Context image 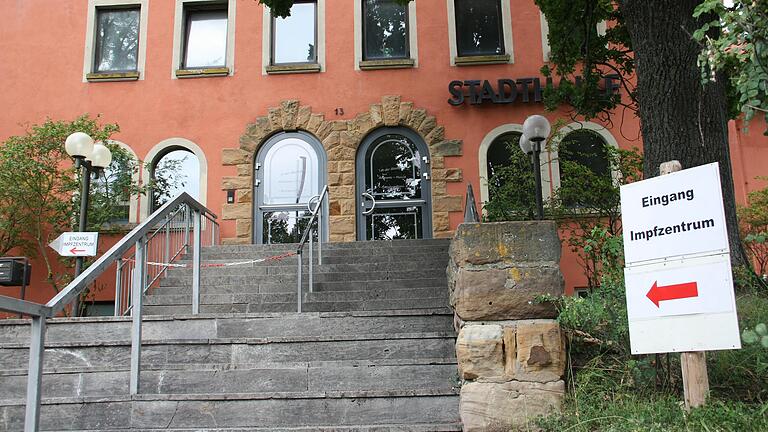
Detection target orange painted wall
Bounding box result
[0,0,765,307]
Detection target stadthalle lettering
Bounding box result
[447,74,620,106]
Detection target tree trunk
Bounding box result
[619,0,746,265]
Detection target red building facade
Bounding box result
[1,0,766,308]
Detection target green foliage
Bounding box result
[536,0,635,121]
[739,180,768,276]
[483,134,537,221]
[694,0,768,133]
[743,322,768,348]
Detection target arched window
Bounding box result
[552,123,618,209]
[479,124,552,220]
[140,138,208,220]
[91,140,140,225]
[151,148,200,211]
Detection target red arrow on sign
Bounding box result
[69,247,86,255]
[646,281,699,307]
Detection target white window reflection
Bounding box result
[263,137,320,205]
[95,8,140,72]
[273,2,317,64]
[152,149,200,210]
[183,9,228,68]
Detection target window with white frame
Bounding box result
[540,11,607,62]
[264,1,325,74]
[140,138,208,221]
[173,0,236,78]
[447,0,513,66]
[551,123,618,210]
[83,0,148,81]
[355,0,418,69]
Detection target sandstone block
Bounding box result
[295,105,312,129]
[433,195,463,212]
[329,216,355,235]
[425,125,445,145]
[445,168,462,182]
[370,104,384,126]
[514,321,565,382]
[221,176,251,190]
[399,102,413,124]
[382,95,401,126]
[340,199,356,215]
[340,131,361,148]
[456,325,504,380]
[451,266,562,321]
[417,115,437,136]
[222,203,251,220]
[323,131,341,149]
[222,237,251,245]
[450,221,562,266]
[328,173,342,186]
[352,113,374,133]
[408,109,427,130]
[328,146,356,161]
[433,211,450,231]
[306,113,324,133]
[329,200,341,216]
[431,156,445,169]
[460,381,564,432]
[236,219,251,238]
[236,164,251,176]
[503,327,517,378]
[338,161,354,173]
[433,140,462,157]
[222,149,250,166]
[267,107,282,131]
[280,100,299,130]
[236,189,251,204]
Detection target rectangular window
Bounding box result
[182,4,228,69]
[272,1,317,64]
[93,7,141,73]
[362,0,409,60]
[454,0,504,57]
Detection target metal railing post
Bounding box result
[129,236,146,395]
[192,210,202,315]
[164,217,171,274]
[309,228,314,293]
[24,316,46,432]
[297,251,302,313]
[210,218,216,246]
[318,203,323,265]
[114,261,123,316]
[184,205,191,253]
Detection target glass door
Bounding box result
[253,132,327,244]
[356,128,432,240]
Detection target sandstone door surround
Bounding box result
[220,96,465,244]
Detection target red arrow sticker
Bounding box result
[69,247,86,255]
[646,281,699,307]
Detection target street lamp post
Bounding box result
[65,132,112,316]
[520,115,552,220]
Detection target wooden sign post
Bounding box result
[660,160,710,410]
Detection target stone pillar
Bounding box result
[448,221,566,431]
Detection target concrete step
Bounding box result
[145,288,448,306]
[200,238,451,253]
[0,389,460,431]
[159,269,447,287]
[178,252,451,266]
[152,277,448,296]
[0,310,454,346]
[142,297,450,315]
[197,244,450,260]
[0,361,459,402]
[166,260,448,277]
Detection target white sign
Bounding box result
[49,232,99,257]
[620,162,729,265]
[625,254,735,320]
[620,163,740,354]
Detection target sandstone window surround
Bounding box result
[140,138,209,221]
[446,0,514,66]
[83,0,148,82]
[262,0,325,75]
[172,0,236,79]
[354,0,419,71]
[220,97,465,245]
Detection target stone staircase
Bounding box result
[0,239,461,431]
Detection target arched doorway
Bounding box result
[356,127,432,240]
[253,131,328,244]
[150,148,200,212]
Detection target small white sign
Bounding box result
[49,232,99,257]
[625,254,736,321]
[620,162,729,265]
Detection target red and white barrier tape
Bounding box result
[122,251,297,269]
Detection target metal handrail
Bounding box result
[296,185,329,313]
[0,192,218,432]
